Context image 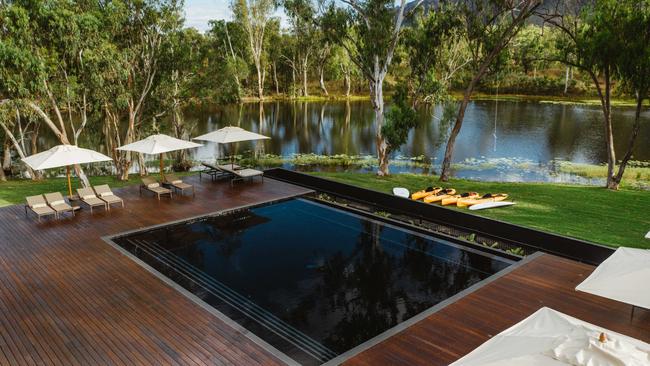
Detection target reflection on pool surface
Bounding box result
[113,198,512,365]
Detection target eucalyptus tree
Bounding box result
[613,1,650,189]
[542,0,649,189]
[0,0,113,186]
[231,0,276,100]
[265,19,283,95]
[206,19,249,100]
[101,0,182,180]
[381,85,418,156]
[401,5,463,107]
[156,27,206,166]
[439,0,542,182]
[320,0,425,176]
[284,0,318,97]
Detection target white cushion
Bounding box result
[99,191,113,197]
[147,183,159,189]
[172,180,182,184]
[50,200,65,206]
[83,194,96,200]
[32,203,47,209]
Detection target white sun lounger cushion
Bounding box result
[50,200,65,206]
[31,203,47,209]
[147,183,159,189]
[172,180,183,184]
[236,169,262,177]
[99,192,113,197]
[83,194,96,200]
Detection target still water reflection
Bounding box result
[43,99,648,182]
[182,100,649,165]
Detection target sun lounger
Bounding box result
[43,192,75,218]
[25,195,57,221]
[220,166,264,186]
[140,177,173,200]
[200,162,242,182]
[93,184,124,210]
[76,187,108,213]
[163,173,195,197]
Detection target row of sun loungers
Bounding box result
[25,185,123,221]
[26,166,262,221]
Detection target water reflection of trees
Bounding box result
[288,221,488,352]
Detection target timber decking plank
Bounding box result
[344,253,650,366]
[0,176,310,365]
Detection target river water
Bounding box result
[41,99,650,183]
[180,100,649,183]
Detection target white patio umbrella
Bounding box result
[117,134,202,180]
[22,144,113,197]
[193,126,270,165]
[450,307,650,366]
[576,247,650,314]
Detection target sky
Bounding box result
[184,0,287,32]
[184,0,229,32]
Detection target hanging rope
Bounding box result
[493,73,499,152]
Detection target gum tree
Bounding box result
[320,0,424,176]
[542,0,650,189]
[439,0,541,182]
[232,0,276,100]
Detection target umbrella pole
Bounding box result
[159,153,165,181]
[66,165,72,197]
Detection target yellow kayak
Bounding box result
[441,192,479,206]
[411,186,442,200]
[457,193,509,208]
[423,188,457,203]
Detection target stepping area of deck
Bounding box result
[0,174,647,365]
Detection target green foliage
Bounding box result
[400,5,462,103]
[381,86,417,154]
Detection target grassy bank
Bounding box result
[309,172,650,249]
[467,92,650,108]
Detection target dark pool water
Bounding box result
[113,198,511,365]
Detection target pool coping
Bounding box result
[320,251,545,366]
[101,193,311,366]
[101,191,538,366]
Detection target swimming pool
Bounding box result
[111,198,512,365]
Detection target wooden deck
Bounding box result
[0,174,648,365]
[0,175,311,365]
[344,253,650,366]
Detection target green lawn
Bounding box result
[0,172,194,207]
[309,172,650,249]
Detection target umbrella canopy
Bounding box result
[22,144,112,197]
[117,134,202,179]
[576,247,650,310]
[117,134,202,155]
[193,126,270,144]
[23,144,112,170]
[193,126,269,165]
[450,307,650,365]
